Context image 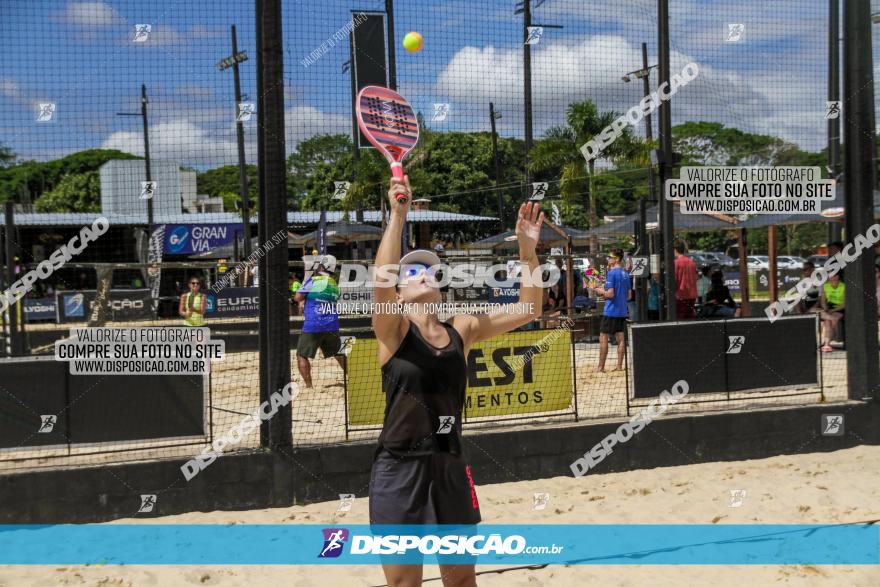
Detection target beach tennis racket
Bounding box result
[355,85,419,203]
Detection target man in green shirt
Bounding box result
[294,260,344,388]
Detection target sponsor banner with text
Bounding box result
[206,286,259,318]
[346,329,573,426]
[162,223,241,255]
[55,289,152,323]
[24,297,57,322]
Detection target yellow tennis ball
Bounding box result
[403,32,423,53]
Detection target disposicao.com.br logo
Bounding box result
[318,527,562,559]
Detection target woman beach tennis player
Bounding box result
[370,176,544,587]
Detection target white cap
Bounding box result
[400,249,441,268]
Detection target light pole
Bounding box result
[515,0,561,199]
[116,85,154,231]
[117,84,157,317]
[623,43,659,323]
[217,25,252,261]
[622,42,659,200]
[657,0,676,321]
[489,102,504,230]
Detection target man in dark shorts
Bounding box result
[593,248,631,373]
[294,257,345,388]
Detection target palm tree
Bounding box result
[529,100,643,252]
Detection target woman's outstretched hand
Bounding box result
[515,201,544,254]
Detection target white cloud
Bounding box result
[60,1,124,27]
[101,120,240,167]
[285,106,350,146]
[433,33,824,150]
[0,79,21,99]
[96,106,350,169]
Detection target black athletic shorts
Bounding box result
[369,448,481,525]
[296,331,341,359]
[600,315,627,334]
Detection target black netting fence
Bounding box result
[0,1,870,471]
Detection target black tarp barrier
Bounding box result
[0,357,205,449]
[630,316,817,399]
[0,358,69,449]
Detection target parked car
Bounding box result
[571,258,591,273]
[747,255,770,270]
[704,253,739,271]
[777,255,806,269]
[690,251,718,265]
[699,251,738,270]
[806,255,828,267]
[686,253,713,271]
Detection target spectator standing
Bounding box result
[555,258,567,303]
[647,273,660,320]
[674,242,697,319]
[623,254,637,319]
[696,265,712,304]
[179,276,207,326]
[250,263,259,287]
[592,248,631,372]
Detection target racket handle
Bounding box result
[391,164,407,202]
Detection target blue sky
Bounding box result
[0,0,875,169]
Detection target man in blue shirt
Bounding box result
[593,248,631,373]
[294,257,345,388]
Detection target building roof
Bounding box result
[585,204,739,236]
[12,209,498,227]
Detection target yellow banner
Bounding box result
[346,328,573,426]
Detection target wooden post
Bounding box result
[768,225,778,303]
[737,228,750,316]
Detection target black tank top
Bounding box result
[378,321,467,457]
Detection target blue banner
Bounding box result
[0,524,876,565]
[205,286,258,317]
[23,296,56,321]
[163,224,241,255]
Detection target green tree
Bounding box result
[196,164,258,211]
[673,121,802,166]
[34,171,101,212]
[287,134,355,210]
[528,100,643,250]
[284,131,525,242]
[0,144,14,168]
[0,148,137,205]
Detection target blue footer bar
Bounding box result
[1,524,877,565]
